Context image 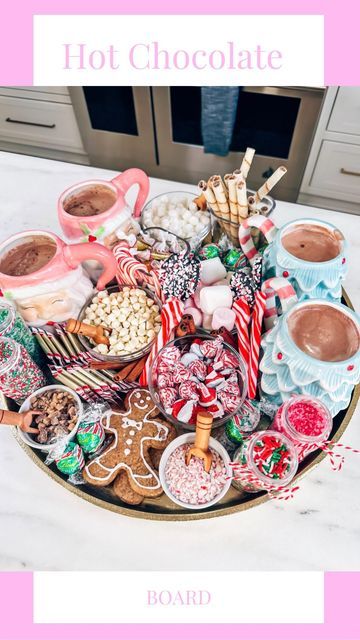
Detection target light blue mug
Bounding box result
[239,215,347,302]
[259,277,360,417]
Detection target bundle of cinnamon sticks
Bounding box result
[198,147,287,244]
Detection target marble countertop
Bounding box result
[0,151,359,572]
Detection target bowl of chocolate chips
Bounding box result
[18,385,83,452]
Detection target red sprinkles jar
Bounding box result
[0,337,46,404]
[272,395,332,462]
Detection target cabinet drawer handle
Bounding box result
[340,167,360,178]
[5,117,56,129]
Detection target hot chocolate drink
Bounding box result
[282,224,342,262]
[64,185,116,217]
[287,304,359,362]
[0,236,57,277]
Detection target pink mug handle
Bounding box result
[111,168,150,219]
[64,242,117,291]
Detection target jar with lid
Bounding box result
[272,395,332,462]
[0,337,46,403]
[232,430,298,493]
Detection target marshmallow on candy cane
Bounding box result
[139,297,184,386]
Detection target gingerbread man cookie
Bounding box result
[83,389,176,500]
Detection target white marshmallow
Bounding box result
[199,285,233,315]
[200,257,227,285]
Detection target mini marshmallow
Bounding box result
[212,307,236,332]
[146,194,210,240]
[199,285,233,315]
[185,307,203,327]
[200,257,227,285]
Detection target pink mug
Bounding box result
[58,168,149,247]
[0,230,117,326]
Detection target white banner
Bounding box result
[33,571,324,623]
[33,15,324,85]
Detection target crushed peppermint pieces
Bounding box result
[164,443,228,505]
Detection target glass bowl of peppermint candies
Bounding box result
[149,333,247,431]
[141,191,211,250]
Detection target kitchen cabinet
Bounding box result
[299,87,360,214]
[0,86,89,165]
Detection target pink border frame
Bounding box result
[0,0,359,85]
[0,573,359,639]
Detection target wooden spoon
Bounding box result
[66,318,110,346]
[185,411,213,473]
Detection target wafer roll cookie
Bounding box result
[198,180,219,214]
[212,179,230,222]
[236,178,249,220]
[240,147,255,179]
[256,166,287,202]
[225,175,240,242]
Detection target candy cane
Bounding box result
[248,290,266,399]
[238,214,277,264]
[261,277,298,330]
[113,242,149,286]
[150,268,165,304]
[233,298,251,371]
[139,297,184,385]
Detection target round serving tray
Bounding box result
[9,290,360,521]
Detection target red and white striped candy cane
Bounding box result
[139,297,184,385]
[261,276,298,330]
[248,290,266,399]
[113,242,149,286]
[238,214,277,264]
[232,298,251,372]
[150,267,165,304]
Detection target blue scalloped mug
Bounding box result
[263,218,347,302]
[259,278,360,417]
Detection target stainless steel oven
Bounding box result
[151,86,325,201]
[71,86,325,202]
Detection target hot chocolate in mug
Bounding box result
[58,168,150,248]
[259,277,360,417]
[239,214,347,302]
[0,231,117,326]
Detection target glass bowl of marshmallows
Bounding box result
[141,191,211,249]
[78,285,162,363]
